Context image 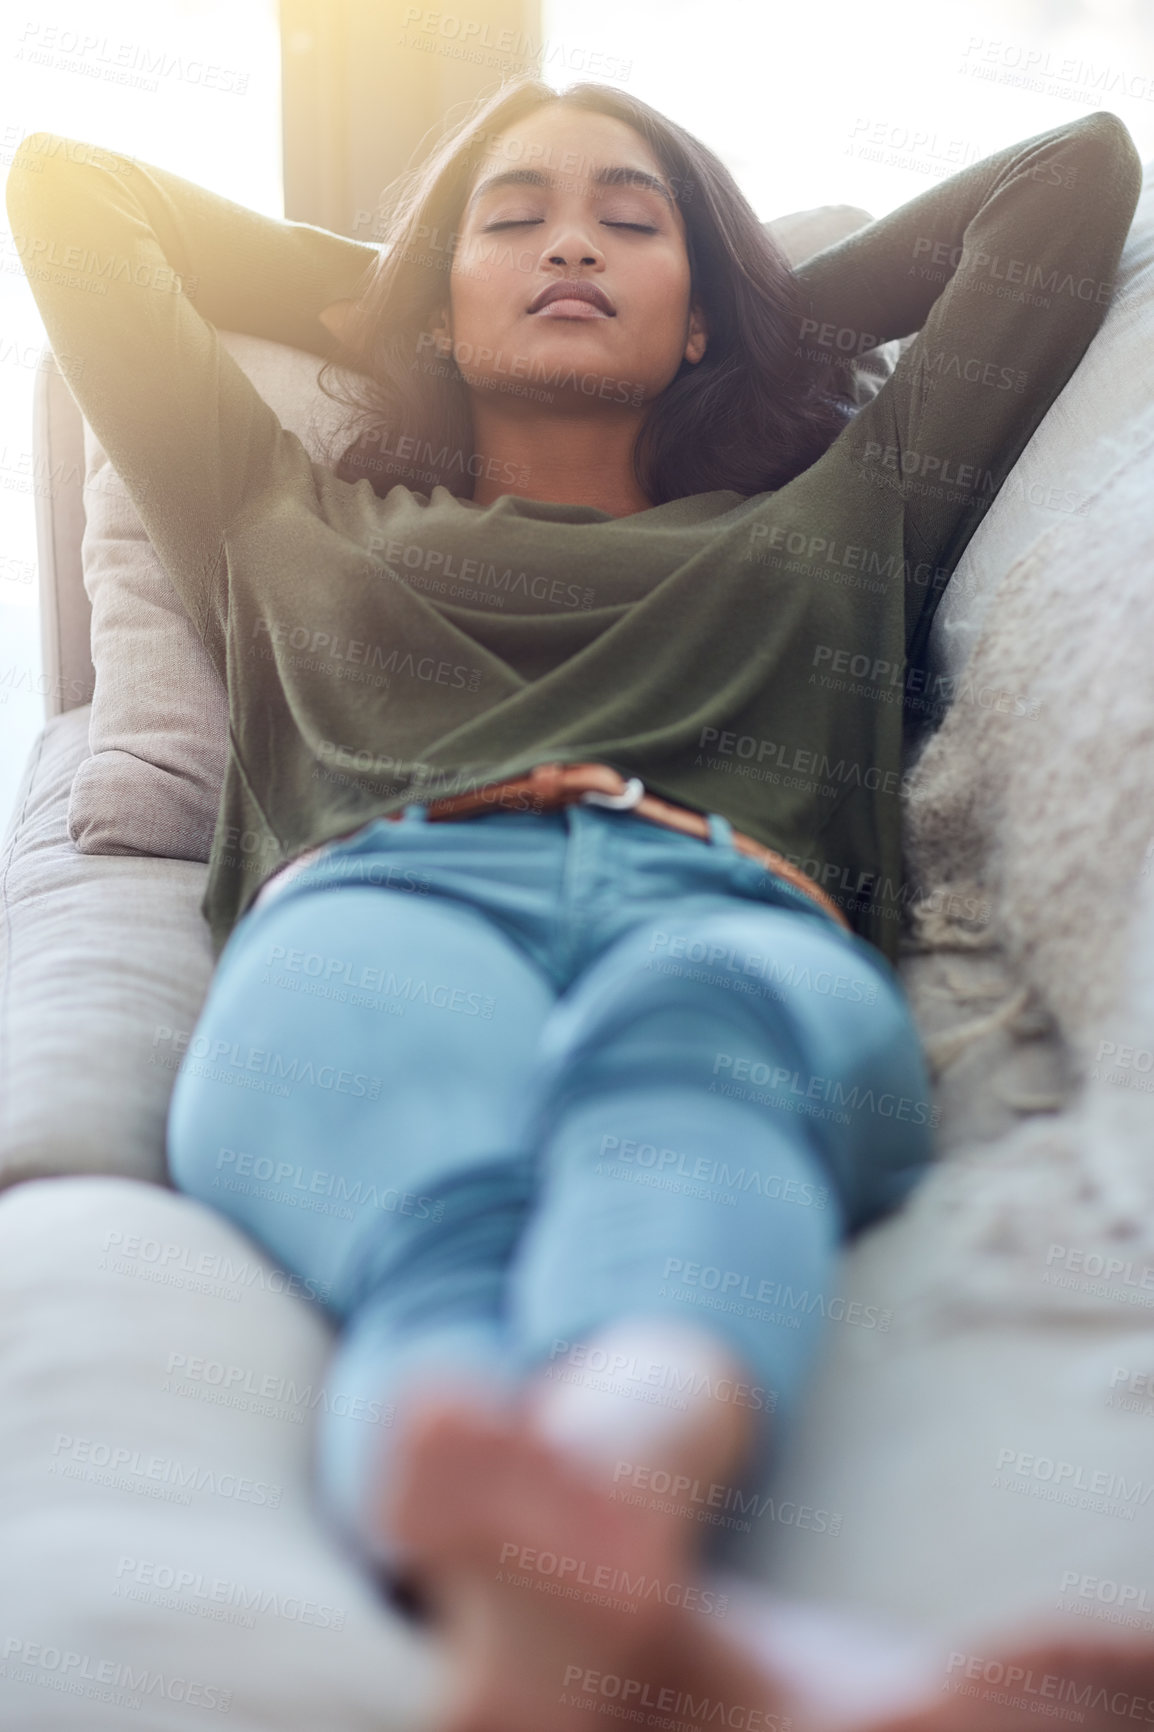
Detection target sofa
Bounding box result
[3,165,1154,1728]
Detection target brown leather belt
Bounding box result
[387,761,852,933]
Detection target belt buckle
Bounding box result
[579,775,646,811]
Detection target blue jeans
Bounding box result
[167,802,935,1568]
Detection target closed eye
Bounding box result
[482,219,658,233]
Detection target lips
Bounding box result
[528,279,616,316]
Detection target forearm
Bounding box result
[794,112,1142,348]
[819,111,1142,668]
[5,131,383,653]
[7,131,380,359]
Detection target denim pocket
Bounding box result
[724,850,852,936]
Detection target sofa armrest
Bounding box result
[0,709,213,1190]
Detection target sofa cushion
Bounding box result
[747,1158,1154,1642]
[68,206,900,865]
[0,1175,436,1729]
[0,706,212,1191]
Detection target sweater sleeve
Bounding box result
[794,111,1143,661]
[5,132,379,666]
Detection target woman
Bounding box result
[8,80,1144,1732]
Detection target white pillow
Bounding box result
[70,207,899,863]
[73,425,230,861]
[70,330,368,860]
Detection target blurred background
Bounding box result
[2,0,1152,831]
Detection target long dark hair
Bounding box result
[316,78,856,504]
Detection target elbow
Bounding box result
[9,129,64,180]
[1080,108,1139,158]
[1037,112,1144,254]
[8,130,107,191]
[5,132,67,224]
[15,129,60,158]
[1072,110,1143,205]
[5,132,111,239]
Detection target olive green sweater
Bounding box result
[6,115,1142,963]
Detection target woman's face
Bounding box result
[434,105,707,410]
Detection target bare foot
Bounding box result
[379,1389,802,1732]
[848,1626,1154,1732]
[521,1319,763,1566]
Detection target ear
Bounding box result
[684,299,708,365]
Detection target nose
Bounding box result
[538,221,605,271]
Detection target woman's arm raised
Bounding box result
[794,111,1143,661]
[5,133,379,666]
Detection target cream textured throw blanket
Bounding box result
[897,401,1154,1321]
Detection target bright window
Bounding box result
[539,0,1154,217]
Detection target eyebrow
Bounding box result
[465,164,675,214]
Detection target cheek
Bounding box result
[637,278,694,364]
[634,255,691,327]
[450,267,521,338]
